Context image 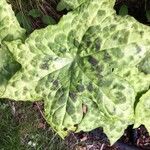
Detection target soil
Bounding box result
[65,126,150,150]
[2,100,150,150]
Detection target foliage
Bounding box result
[0,0,150,144]
[57,0,86,10]
[119,4,128,16]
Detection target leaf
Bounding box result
[0,45,21,96]
[138,52,150,74]
[119,4,128,16]
[57,0,115,10]
[134,54,150,130]
[0,0,25,96]
[0,0,25,43]
[134,90,150,132]
[42,15,56,25]
[57,0,84,10]
[57,1,68,11]
[1,0,150,144]
[28,9,42,18]
[2,0,150,144]
[16,12,32,33]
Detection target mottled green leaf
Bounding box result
[0,0,25,96]
[57,0,86,10]
[0,0,25,43]
[1,0,150,145]
[58,0,115,10]
[134,90,150,132]
[0,45,21,96]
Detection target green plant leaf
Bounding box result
[134,90,150,131]
[0,0,25,43]
[119,4,128,16]
[1,0,150,145]
[0,0,25,96]
[28,9,42,18]
[2,0,150,144]
[57,0,84,10]
[16,12,32,33]
[0,45,21,96]
[57,1,68,11]
[42,15,56,25]
[58,0,115,10]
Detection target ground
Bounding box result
[0,100,66,150]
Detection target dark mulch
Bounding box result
[65,126,150,150]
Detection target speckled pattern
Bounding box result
[0,0,25,44]
[135,91,150,133]
[0,0,25,96]
[58,0,87,10]
[0,0,150,144]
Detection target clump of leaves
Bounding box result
[0,0,150,145]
